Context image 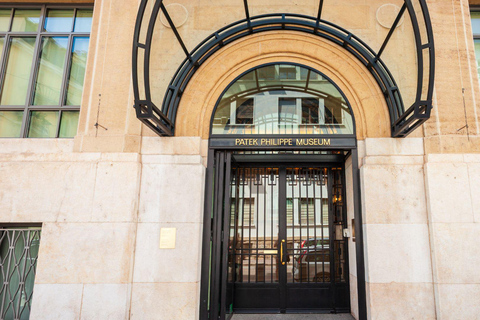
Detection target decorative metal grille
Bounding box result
[0,228,41,320]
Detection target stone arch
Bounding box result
[174,31,390,139]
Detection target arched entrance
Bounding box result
[200,63,365,319]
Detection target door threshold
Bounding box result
[231,314,355,320]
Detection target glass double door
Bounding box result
[228,165,349,313]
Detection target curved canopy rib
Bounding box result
[132,0,434,138]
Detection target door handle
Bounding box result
[280,239,286,265]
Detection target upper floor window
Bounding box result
[471,9,480,81]
[212,63,354,135]
[0,6,92,138]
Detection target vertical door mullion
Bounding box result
[247,169,251,283]
[219,152,232,320]
[313,168,318,283]
[341,163,350,301]
[255,168,259,283]
[199,149,215,320]
[278,166,287,312]
[327,168,336,310]
[210,151,225,320]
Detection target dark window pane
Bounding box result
[0,37,36,105]
[33,37,69,105]
[0,9,11,31]
[0,111,23,137]
[258,65,276,81]
[11,9,40,32]
[44,9,74,32]
[325,101,342,124]
[300,67,309,80]
[59,111,79,138]
[74,9,93,32]
[27,111,59,138]
[279,66,296,80]
[236,98,254,124]
[65,37,90,105]
[472,12,480,35]
[302,98,319,124]
[475,39,480,79]
[278,98,297,124]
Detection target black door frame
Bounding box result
[199,144,367,320]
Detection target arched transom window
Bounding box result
[212,63,354,135]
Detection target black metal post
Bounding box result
[211,151,226,320]
[200,149,215,320]
[375,3,407,62]
[243,0,252,33]
[351,148,367,320]
[315,0,324,32]
[219,153,232,320]
[159,2,192,60]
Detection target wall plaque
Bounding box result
[159,227,176,249]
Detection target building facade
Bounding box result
[0,0,479,319]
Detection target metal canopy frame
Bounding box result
[132,0,435,138]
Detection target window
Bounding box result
[0,6,93,138]
[235,98,254,125]
[231,198,255,226]
[279,65,296,80]
[471,10,480,80]
[278,98,298,124]
[286,198,329,226]
[301,98,319,124]
[325,100,342,125]
[212,63,353,135]
[0,227,42,319]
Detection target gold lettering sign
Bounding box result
[234,138,331,146]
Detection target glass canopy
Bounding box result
[212,64,354,135]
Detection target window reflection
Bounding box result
[212,64,353,135]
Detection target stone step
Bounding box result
[231,314,355,320]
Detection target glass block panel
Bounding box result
[0,9,11,32]
[44,9,74,32]
[74,9,93,32]
[59,111,79,138]
[11,9,40,32]
[0,111,23,137]
[33,37,69,105]
[65,37,90,105]
[27,111,58,138]
[472,12,480,35]
[0,37,36,105]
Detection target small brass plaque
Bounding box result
[159,228,176,249]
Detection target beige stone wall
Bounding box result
[0,137,206,319]
[360,138,436,320]
[1,0,480,319]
